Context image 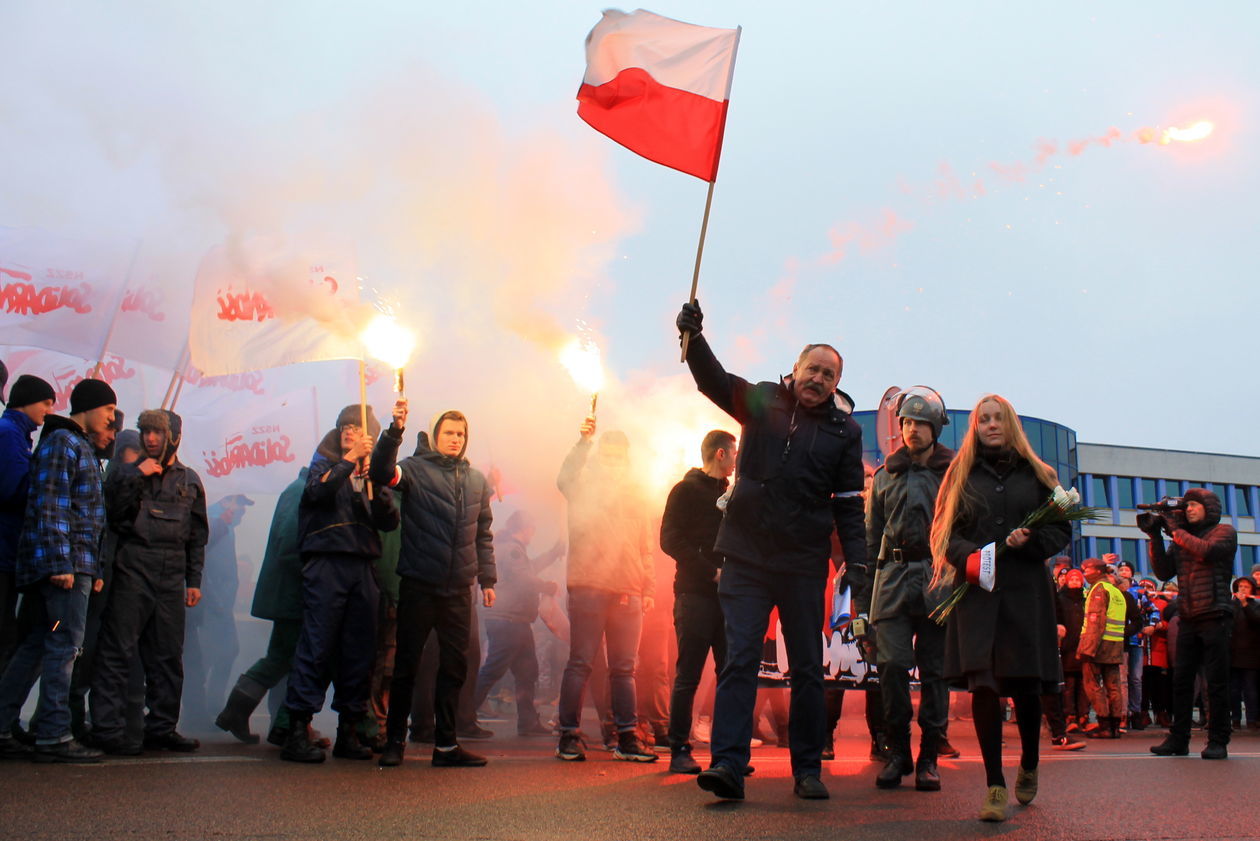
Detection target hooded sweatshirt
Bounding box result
[369,410,495,595]
[1149,488,1236,621]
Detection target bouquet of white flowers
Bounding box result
[929,485,1107,625]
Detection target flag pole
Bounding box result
[680,178,717,363]
[160,344,190,410]
[168,355,189,412]
[91,239,144,378]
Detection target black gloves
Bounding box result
[1160,508,1186,535]
[1136,512,1162,535]
[676,299,703,338]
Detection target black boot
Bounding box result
[215,685,262,744]
[333,715,373,760]
[915,732,941,791]
[876,752,913,788]
[281,712,326,763]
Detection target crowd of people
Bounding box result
[2,302,1258,824]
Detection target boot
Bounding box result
[332,715,373,760]
[280,712,326,763]
[915,733,941,791]
[215,684,262,745]
[875,752,913,789]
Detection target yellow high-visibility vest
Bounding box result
[1082,580,1127,642]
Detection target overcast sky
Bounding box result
[3,1,1256,457]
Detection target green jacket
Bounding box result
[250,470,306,621]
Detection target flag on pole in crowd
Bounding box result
[577,9,741,182]
[0,226,132,360]
[187,238,364,377]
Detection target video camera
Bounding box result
[1135,496,1184,535]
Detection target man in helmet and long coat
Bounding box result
[862,388,954,792]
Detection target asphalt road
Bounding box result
[3,715,1257,841]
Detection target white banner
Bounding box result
[182,387,320,496]
[187,238,364,376]
[0,227,132,361]
[0,346,148,415]
[106,247,196,370]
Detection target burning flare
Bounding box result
[1137,120,1215,145]
[560,336,605,395]
[361,313,417,392]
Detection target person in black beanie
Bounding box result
[660,429,737,774]
[0,378,115,762]
[0,374,58,676]
[1142,487,1237,759]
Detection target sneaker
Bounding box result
[33,739,103,764]
[556,732,586,761]
[669,747,701,774]
[1014,765,1038,805]
[457,723,494,741]
[1051,735,1086,751]
[613,731,658,762]
[979,785,1008,822]
[143,731,200,752]
[432,745,488,767]
[697,764,744,800]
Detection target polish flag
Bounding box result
[577,9,740,182]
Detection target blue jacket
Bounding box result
[0,408,38,573]
[16,414,106,586]
[299,447,399,561]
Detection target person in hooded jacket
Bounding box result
[280,405,399,763]
[1055,567,1090,736]
[0,374,56,674]
[88,409,208,754]
[1228,576,1260,730]
[371,399,495,768]
[1140,487,1237,759]
[865,387,955,792]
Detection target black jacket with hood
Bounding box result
[299,429,398,562]
[369,412,495,596]
[1149,488,1236,622]
[660,467,728,596]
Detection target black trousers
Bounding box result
[388,580,472,748]
[874,611,947,756]
[668,592,725,750]
[1170,613,1232,744]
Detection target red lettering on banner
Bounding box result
[183,368,266,395]
[121,287,167,322]
[48,355,137,409]
[202,434,295,478]
[215,289,275,322]
[1,267,94,316]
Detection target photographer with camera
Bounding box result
[1138,489,1236,759]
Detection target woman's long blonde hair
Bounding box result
[928,394,1059,589]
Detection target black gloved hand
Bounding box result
[1136,512,1161,535]
[676,299,703,338]
[1160,508,1186,535]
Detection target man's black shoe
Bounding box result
[1201,741,1228,760]
[821,739,835,760]
[332,726,373,760]
[697,764,744,800]
[1150,737,1190,756]
[870,732,891,761]
[914,758,941,791]
[794,774,830,800]
[669,747,701,774]
[0,734,33,759]
[82,732,142,756]
[875,754,913,789]
[143,731,200,752]
[457,723,494,741]
[432,745,488,767]
[378,741,404,767]
[556,732,586,761]
[937,734,961,758]
[613,731,658,762]
[33,739,103,764]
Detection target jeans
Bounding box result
[1230,667,1258,726]
[474,618,540,728]
[668,592,725,750]
[0,575,92,744]
[1126,645,1144,714]
[557,586,642,734]
[1170,613,1232,744]
[711,560,825,779]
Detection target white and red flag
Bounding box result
[0,226,132,361]
[187,237,364,377]
[577,9,740,182]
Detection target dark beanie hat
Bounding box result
[335,404,381,439]
[1182,487,1222,526]
[7,374,56,409]
[69,378,118,415]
